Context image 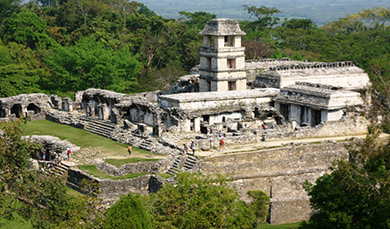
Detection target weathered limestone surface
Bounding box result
[197,141,349,224]
[262,115,368,140]
[256,62,370,90]
[67,168,164,203]
[274,83,364,110]
[199,18,246,36]
[0,93,51,120]
[245,58,306,83]
[159,89,279,110]
[97,159,173,176]
[24,135,80,156]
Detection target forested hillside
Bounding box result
[136,0,390,25]
[1,1,390,227]
[0,1,389,109]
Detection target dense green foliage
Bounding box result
[248,190,271,224]
[103,193,152,229]
[148,172,257,228]
[0,119,103,227]
[0,1,389,101]
[303,132,390,228]
[0,0,205,96]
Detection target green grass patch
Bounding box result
[157,173,174,179]
[65,186,85,198]
[259,222,302,229]
[78,164,149,180]
[22,120,149,156]
[104,158,159,167]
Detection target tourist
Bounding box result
[262,123,268,130]
[186,142,191,154]
[219,139,225,151]
[219,130,223,138]
[42,154,46,161]
[67,149,71,160]
[191,141,195,155]
[128,145,132,156]
[183,143,188,154]
[150,148,154,157]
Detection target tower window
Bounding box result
[228,81,237,91]
[207,57,211,69]
[224,36,234,47]
[227,59,235,69]
[210,36,215,47]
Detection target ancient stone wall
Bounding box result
[96,159,172,176]
[0,93,52,120]
[256,62,370,90]
[196,141,349,224]
[67,168,164,203]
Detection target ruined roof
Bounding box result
[199,18,246,36]
[0,93,50,108]
[257,62,371,90]
[159,88,279,103]
[273,83,364,110]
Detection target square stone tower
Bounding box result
[199,18,247,92]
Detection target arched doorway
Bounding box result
[27,103,41,114]
[10,104,23,118]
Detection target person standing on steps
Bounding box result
[191,141,195,156]
[67,149,71,161]
[128,145,132,156]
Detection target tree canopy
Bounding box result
[0,119,103,227]
[148,172,256,228]
[303,133,390,228]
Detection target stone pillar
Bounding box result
[194,117,201,132]
[62,97,73,112]
[50,95,62,109]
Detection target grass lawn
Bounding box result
[65,186,85,198]
[78,164,149,180]
[104,158,160,167]
[22,120,150,157]
[157,173,174,179]
[259,222,302,229]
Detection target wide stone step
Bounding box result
[85,128,112,138]
[80,117,117,128]
[85,124,115,132]
[166,169,178,175]
[186,157,197,163]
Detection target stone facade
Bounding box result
[0,93,51,120]
[197,141,349,224]
[199,18,247,92]
[255,61,370,90]
[67,168,164,203]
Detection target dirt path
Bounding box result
[196,134,388,157]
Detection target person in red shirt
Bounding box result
[67,149,71,160]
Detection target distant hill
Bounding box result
[136,0,390,25]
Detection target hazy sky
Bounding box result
[136,0,390,25]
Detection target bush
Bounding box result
[102,193,152,229]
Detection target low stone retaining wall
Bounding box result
[67,168,164,203]
[96,158,173,176]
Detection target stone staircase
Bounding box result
[166,154,198,176]
[183,155,198,171]
[48,162,70,176]
[166,155,182,175]
[80,117,117,138]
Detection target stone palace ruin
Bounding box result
[0,18,371,224]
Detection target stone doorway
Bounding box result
[10,104,22,118]
[27,103,41,114]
